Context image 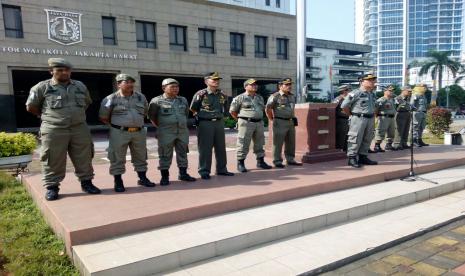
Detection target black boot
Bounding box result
[137,171,156,187]
[402,143,410,149]
[237,159,248,173]
[348,156,361,168]
[393,144,403,150]
[373,143,385,153]
[385,143,396,151]
[359,155,378,165]
[413,138,422,147]
[160,169,170,186]
[179,167,196,182]
[419,139,429,146]
[114,175,125,192]
[45,186,60,201]
[81,180,101,194]
[287,160,303,166]
[257,157,272,170]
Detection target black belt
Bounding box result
[238,117,262,122]
[351,113,373,118]
[337,116,349,119]
[274,116,293,121]
[111,124,142,132]
[397,110,409,113]
[198,117,223,121]
[377,114,395,118]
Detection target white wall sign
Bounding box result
[45,9,82,46]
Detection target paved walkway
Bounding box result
[322,219,465,276]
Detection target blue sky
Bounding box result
[290,0,355,43]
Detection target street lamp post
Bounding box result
[446,86,450,109]
[296,0,307,103]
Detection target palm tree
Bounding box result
[419,50,464,105]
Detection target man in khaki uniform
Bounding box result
[373,85,397,152]
[229,79,272,173]
[190,72,234,179]
[393,86,413,150]
[265,78,302,168]
[26,58,101,201]
[148,78,196,185]
[341,73,378,168]
[333,84,351,152]
[99,74,155,192]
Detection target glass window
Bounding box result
[102,16,117,45]
[2,5,23,38]
[136,20,156,49]
[277,38,288,60]
[230,32,245,56]
[255,36,267,58]
[169,25,187,51]
[199,28,215,54]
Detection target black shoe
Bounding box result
[385,143,396,151]
[218,171,234,176]
[81,180,101,194]
[114,175,125,192]
[348,156,361,168]
[373,143,385,153]
[160,169,170,186]
[413,138,422,147]
[257,157,272,170]
[178,167,196,182]
[237,159,248,173]
[275,163,285,168]
[402,143,409,149]
[45,187,59,201]
[137,171,156,187]
[359,155,378,165]
[287,160,303,166]
[419,139,429,146]
[393,146,403,151]
[368,149,376,153]
[200,173,211,180]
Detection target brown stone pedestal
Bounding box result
[267,103,346,163]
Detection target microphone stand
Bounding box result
[400,108,438,184]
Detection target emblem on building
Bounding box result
[45,9,82,45]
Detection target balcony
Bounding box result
[334,54,371,63]
[306,66,321,73]
[306,52,322,57]
[306,77,323,84]
[332,63,373,71]
[332,74,360,82]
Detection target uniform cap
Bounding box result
[48,58,72,68]
[337,84,351,92]
[204,72,222,80]
[278,78,293,85]
[401,85,412,91]
[162,78,179,86]
[243,78,258,87]
[358,72,377,81]
[116,74,136,82]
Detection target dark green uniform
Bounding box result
[266,91,297,166]
[99,90,149,175]
[333,95,349,151]
[393,94,412,148]
[148,94,190,170]
[410,93,428,140]
[190,88,229,175]
[26,78,94,188]
[230,92,266,160]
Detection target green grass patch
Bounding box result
[422,132,444,145]
[0,173,78,275]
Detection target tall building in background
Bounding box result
[357,0,464,86]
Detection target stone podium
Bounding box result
[267,103,346,163]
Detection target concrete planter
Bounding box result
[0,154,33,167]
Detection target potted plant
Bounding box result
[0,132,37,167]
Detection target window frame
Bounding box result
[230,32,245,56]
[102,16,117,45]
[135,20,157,49]
[2,4,23,38]
[198,28,215,54]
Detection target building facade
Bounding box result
[0,0,295,131]
[357,0,464,87]
[305,38,372,99]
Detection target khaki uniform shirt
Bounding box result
[26,78,91,129]
[99,90,148,127]
[229,92,265,119]
[265,91,295,119]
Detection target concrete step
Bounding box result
[72,166,465,276]
[161,189,465,276]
